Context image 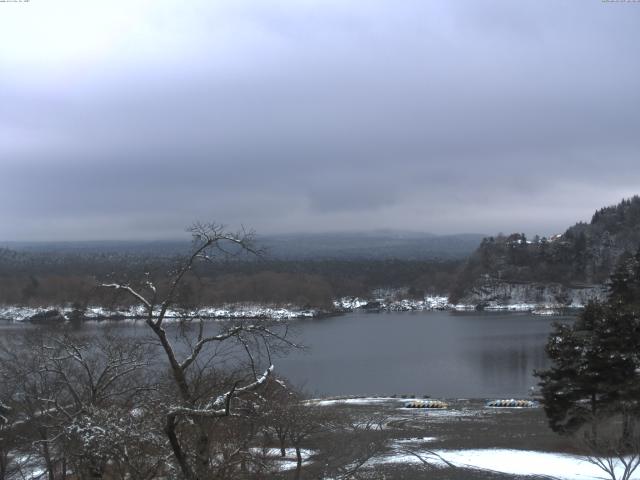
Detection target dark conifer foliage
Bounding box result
[608,247,640,307]
[451,196,640,302]
[536,248,640,436]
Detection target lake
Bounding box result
[277,310,566,398]
[1,310,569,398]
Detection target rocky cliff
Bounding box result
[458,276,607,309]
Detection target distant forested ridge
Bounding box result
[2,231,484,261]
[450,196,640,306]
[257,231,485,260]
[0,232,476,309]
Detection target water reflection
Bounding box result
[1,311,572,398]
[277,311,568,398]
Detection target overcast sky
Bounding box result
[1,0,639,241]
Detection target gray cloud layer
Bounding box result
[1,0,639,240]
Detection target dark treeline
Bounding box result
[0,249,462,308]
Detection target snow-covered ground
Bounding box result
[333,296,576,314]
[333,296,451,312]
[249,448,315,472]
[0,292,578,324]
[308,397,426,407]
[0,304,320,323]
[10,449,314,479]
[392,437,437,445]
[307,397,481,419]
[377,448,640,480]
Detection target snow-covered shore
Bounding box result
[0,304,321,323]
[333,296,577,315]
[0,294,578,324]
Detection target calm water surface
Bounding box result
[277,310,566,398]
[1,311,570,398]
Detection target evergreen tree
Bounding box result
[537,302,612,434]
[537,249,640,437]
[609,253,634,305]
[608,248,640,306]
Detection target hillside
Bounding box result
[450,196,640,306]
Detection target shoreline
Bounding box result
[0,297,581,324]
[333,296,583,315]
[296,396,620,480]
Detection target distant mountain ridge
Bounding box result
[258,232,485,260]
[2,231,485,261]
[451,196,640,306]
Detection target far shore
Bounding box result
[0,296,583,324]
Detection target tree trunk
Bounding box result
[89,462,104,479]
[622,409,633,446]
[165,414,196,480]
[148,322,192,401]
[0,450,7,480]
[591,393,598,440]
[195,428,210,479]
[39,428,55,480]
[294,447,302,480]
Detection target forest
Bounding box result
[450,196,640,302]
[0,248,462,310]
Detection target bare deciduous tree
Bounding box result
[0,330,155,480]
[101,223,297,479]
[0,399,16,480]
[581,416,640,480]
[1,223,393,479]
